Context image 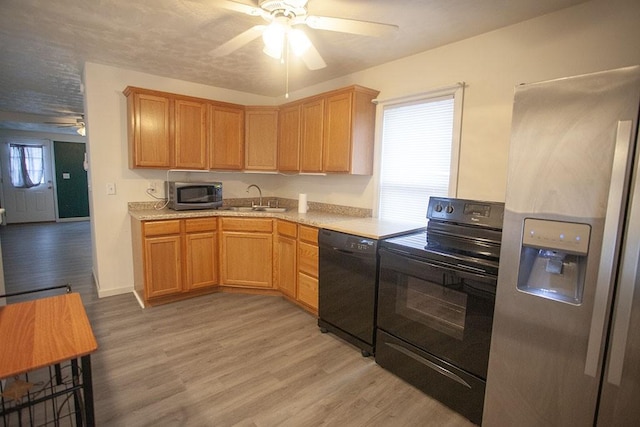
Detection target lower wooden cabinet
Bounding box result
[184,218,218,290]
[133,216,319,313]
[220,218,274,288]
[273,221,319,313]
[132,217,218,305]
[144,233,182,299]
[274,220,297,298]
[297,225,319,312]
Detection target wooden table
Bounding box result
[0,293,98,425]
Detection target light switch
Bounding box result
[106,182,116,195]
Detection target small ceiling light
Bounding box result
[77,123,86,136]
[288,28,311,56]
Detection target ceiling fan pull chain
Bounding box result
[285,36,290,99]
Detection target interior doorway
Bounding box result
[53,141,90,220]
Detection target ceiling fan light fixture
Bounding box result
[262,20,286,59]
[288,28,311,56]
[77,122,86,136]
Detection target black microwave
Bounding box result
[166,181,223,210]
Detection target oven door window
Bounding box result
[378,248,495,378]
[399,272,467,341]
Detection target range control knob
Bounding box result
[434,204,443,212]
[445,205,454,214]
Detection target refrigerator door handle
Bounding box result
[607,131,640,386]
[585,120,634,377]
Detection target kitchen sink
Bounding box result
[219,206,287,213]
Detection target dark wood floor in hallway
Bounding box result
[0,221,475,426]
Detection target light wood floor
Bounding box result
[1,221,476,426]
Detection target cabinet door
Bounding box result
[185,231,218,290]
[221,232,273,288]
[278,103,301,172]
[298,272,318,311]
[144,235,182,299]
[128,91,171,168]
[245,107,278,171]
[274,221,297,298]
[300,97,324,173]
[298,240,318,278]
[210,104,244,170]
[175,99,207,169]
[323,91,353,173]
[298,225,318,312]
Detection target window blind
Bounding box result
[378,95,457,223]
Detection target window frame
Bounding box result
[373,83,465,221]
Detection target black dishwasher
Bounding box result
[318,229,379,357]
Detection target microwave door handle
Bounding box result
[606,138,640,386]
[585,120,633,378]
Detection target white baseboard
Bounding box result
[93,269,133,298]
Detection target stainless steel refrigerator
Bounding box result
[483,66,640,426]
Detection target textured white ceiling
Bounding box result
[0,0,588,134]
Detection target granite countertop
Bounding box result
[128,206,357,228]
[129,202,424,239]
[319,217,425,240]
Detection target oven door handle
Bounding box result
[380,248,496,281]
[386,342,472,389]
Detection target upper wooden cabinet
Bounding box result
[300,97,325,173]
[245,106,278,171]
[296,85,379,175]
[174,98,207,169]
[278,103,301,172]
[323,86,379,175]
[209,105,244,170]
[125,88,172,168]
[125,87,208,170]
[125,84,378,174]
[209,104,245,170]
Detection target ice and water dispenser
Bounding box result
[516,218,591,305]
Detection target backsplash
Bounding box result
[128,198,372,218]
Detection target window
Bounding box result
[377,85,463,223]
[10,144,45,188]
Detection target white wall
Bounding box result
[84,0,640,297]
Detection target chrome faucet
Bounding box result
[246,184,263,207]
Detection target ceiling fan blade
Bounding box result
[299,41,326,70]
[208,0,269,18]
[303,15,398,37]
[210,25,266,57]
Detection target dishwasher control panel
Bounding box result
[346,237,376,253]
[319,229,378,254]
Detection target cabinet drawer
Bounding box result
[144,220,181,236]
[221,217,273,233]
[185,217,217,233]
[298,241,318,277]
[298,272,318,309]
[277,220,297,238]
[298,225,318,244]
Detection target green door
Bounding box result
[54,141,90,219]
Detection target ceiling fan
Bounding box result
[209,0,398,70]
[45,115,86,136]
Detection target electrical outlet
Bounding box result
[148,181,157,193]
